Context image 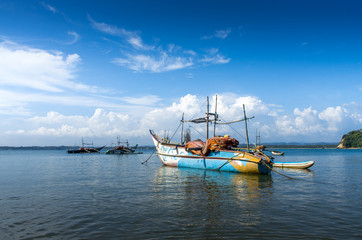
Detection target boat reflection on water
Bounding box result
[153,166,273,227]
[276,167,314,178]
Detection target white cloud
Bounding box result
[17,109,132,138]
[89,17,230,72]
[0,41,82,92]
[41,2,57,13]
[89,15,154,50]
[122,95,162,106]
[113,52,194,73]
[1,94,361,145]
[319,106,347,131]
[275,107,323,135]
[89,15,131,36]
[215,29,231,39]
[202,28,231,40]
[201,48,231,64]
[66,31,80,45]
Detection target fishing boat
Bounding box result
[67,138,105,153]
[106,137,142,154]
[273,160,315,169]
[67,146,104,153]
[150,96,273,174]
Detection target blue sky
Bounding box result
[0,0,361,146]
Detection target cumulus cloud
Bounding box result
[319,106,348,131]
[14,109,132,138]
[1,94,361,145]
[275,107,322,137]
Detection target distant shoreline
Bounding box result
[0,144,354,150]
[0,146,156,150]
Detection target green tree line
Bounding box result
[342,129,362,148]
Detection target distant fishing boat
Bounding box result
[150,96,273,174]
[67,138,105,154]
[106,137,142,154]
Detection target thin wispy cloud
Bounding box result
[41,2,57,13]
[200,48,231,64]
[89,15,128,36]
[66,31,80,45]
[122,95,162,106]
[89,17,230,73]
[202,28,231,40]
[300,42,309,47]
[88,15,152,50]
[215,28,231,39]
[113,52,194,73]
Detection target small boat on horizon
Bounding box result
[106,137,142,154]
[67,138,105,154]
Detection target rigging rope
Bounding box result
[187,123,206,140]
[169,122,182,142]
[218,115,247,141]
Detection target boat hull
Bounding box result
[151,133,272,174]
[273,161,315,169]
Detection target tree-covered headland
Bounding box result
[337,129,362,149]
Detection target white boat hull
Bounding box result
[273,161,314,169]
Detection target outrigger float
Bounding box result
[150,96,315,173]
[273,160,314,169]
[271,150,285,156]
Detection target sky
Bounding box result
[0,0,361,146]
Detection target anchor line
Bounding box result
[141,148,157,165]
[262,161,297,180]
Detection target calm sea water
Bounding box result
[1,149,361,239]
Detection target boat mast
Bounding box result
[243,104,250,151]
[181,112,184,144]
[213,95,218,137]
[206,96,209,140]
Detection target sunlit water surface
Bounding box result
[1,149,361,239]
